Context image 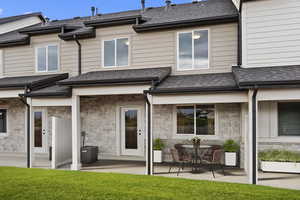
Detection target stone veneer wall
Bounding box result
[0,99,26,152]
[80,95,145,158]
[152,103,244,165]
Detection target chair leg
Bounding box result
[221,165,225,176]
[168,166,172,173]
[177,166,181,176]
[211,165,215,178]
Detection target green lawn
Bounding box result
[0,167,299,200]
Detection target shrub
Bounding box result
[223,139,240,152]
[153,138,165,151]
[259,150,300,163]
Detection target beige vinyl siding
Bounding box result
[3,34,77,77]
[2,23,237,77]
[81,23,237,75]
[242,0,300,68]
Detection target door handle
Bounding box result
[42,129,46,135]
[138,129,142,136]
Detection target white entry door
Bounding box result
[33,110,47,153]
[121,107,144,156]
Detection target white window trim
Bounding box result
[0,108,8,137]
[35,44,60,73]
[173,104,219,140]
[176,29,210,71]
[102,37,130,68]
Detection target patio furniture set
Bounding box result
[169,144,225,177]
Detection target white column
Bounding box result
[71,95,81,170]
[28,98,34,168]
[247,90,258,184]
[145,94,153,175]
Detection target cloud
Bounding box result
[0,8,3,15]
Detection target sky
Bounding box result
[0,0,192,20]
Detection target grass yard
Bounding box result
[0,167,300,200]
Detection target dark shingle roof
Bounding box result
[134,0,238,32]
[233,65,300,87]
[0,73,68,90]
[152,73,239,93]
[59,67,171,86]
[0,30,29,47]
[0,12,44,25]
[24,85,72,97]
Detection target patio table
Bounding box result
[181,144,212,173]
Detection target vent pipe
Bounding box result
[165,0,171,7]
[141,0,146,11]
[91,6,96,16]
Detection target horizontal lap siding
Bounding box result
[82,23,237,75]
[3,34,76,77]
[243,0,300,67]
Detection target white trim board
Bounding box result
[0,90,24,98]
[73,85,151,96]
[257,88,300,101]
[31,98,72,107]
[152,92,248,105]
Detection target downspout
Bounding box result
[144,93,151,175]
[19,86,31,168]
[252,88,258,184]
[237,0,243,66]
[73,35,82,75]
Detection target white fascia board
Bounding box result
[152,92,248,105]
[73,85,151,96]
[257,88,300,101]
[31,98,72,107]
[0,89,24,98]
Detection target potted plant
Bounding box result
[153,138,165,163]
[223,139,240,167]
[259,150,300,173]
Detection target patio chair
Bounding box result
[202,149,225,178]
[169,148,192,176]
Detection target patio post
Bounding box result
[145,93,153,175]
[28,98,34,168]
[71,95,82,170]
[247,89,258,184]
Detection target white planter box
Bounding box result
[225,152,237,166]
[261,161,300,173]
[153,150,162,163]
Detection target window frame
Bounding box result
[277,102,300,137]
[174,104,217,139]
[102,37,130,68]
[35,44,60,73]
[177,29,210,71]
[0,108,8,137]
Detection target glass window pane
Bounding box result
[37,47,46,71]
[278,102,300,136]
[196,105,215,135]
[0,109,7,133]
[48,45,58,71]
[178,32,193,70]
[125,110,138,149]
[116,38,129,66]
[177,106,194,134]
[34,112,43,147]
[194,30,209,69]
[104,40,115,67]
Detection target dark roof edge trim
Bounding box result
[29,73,69,90]
[0,37,30,48]
[133,14,238,32]
[148,87,244,94]
[58,77,160,87]
[22,90,72,98]
[84,15,142,28]
[58,29,96,41]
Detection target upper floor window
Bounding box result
[103,38,129,67]
[177,30,209,70]
[36,45,59,72]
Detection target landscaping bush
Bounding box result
[259,150,300,163]
[223,139,240,152]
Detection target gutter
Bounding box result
[133,14,238,33]
[73,35,82,75]
[19,87,31,169]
